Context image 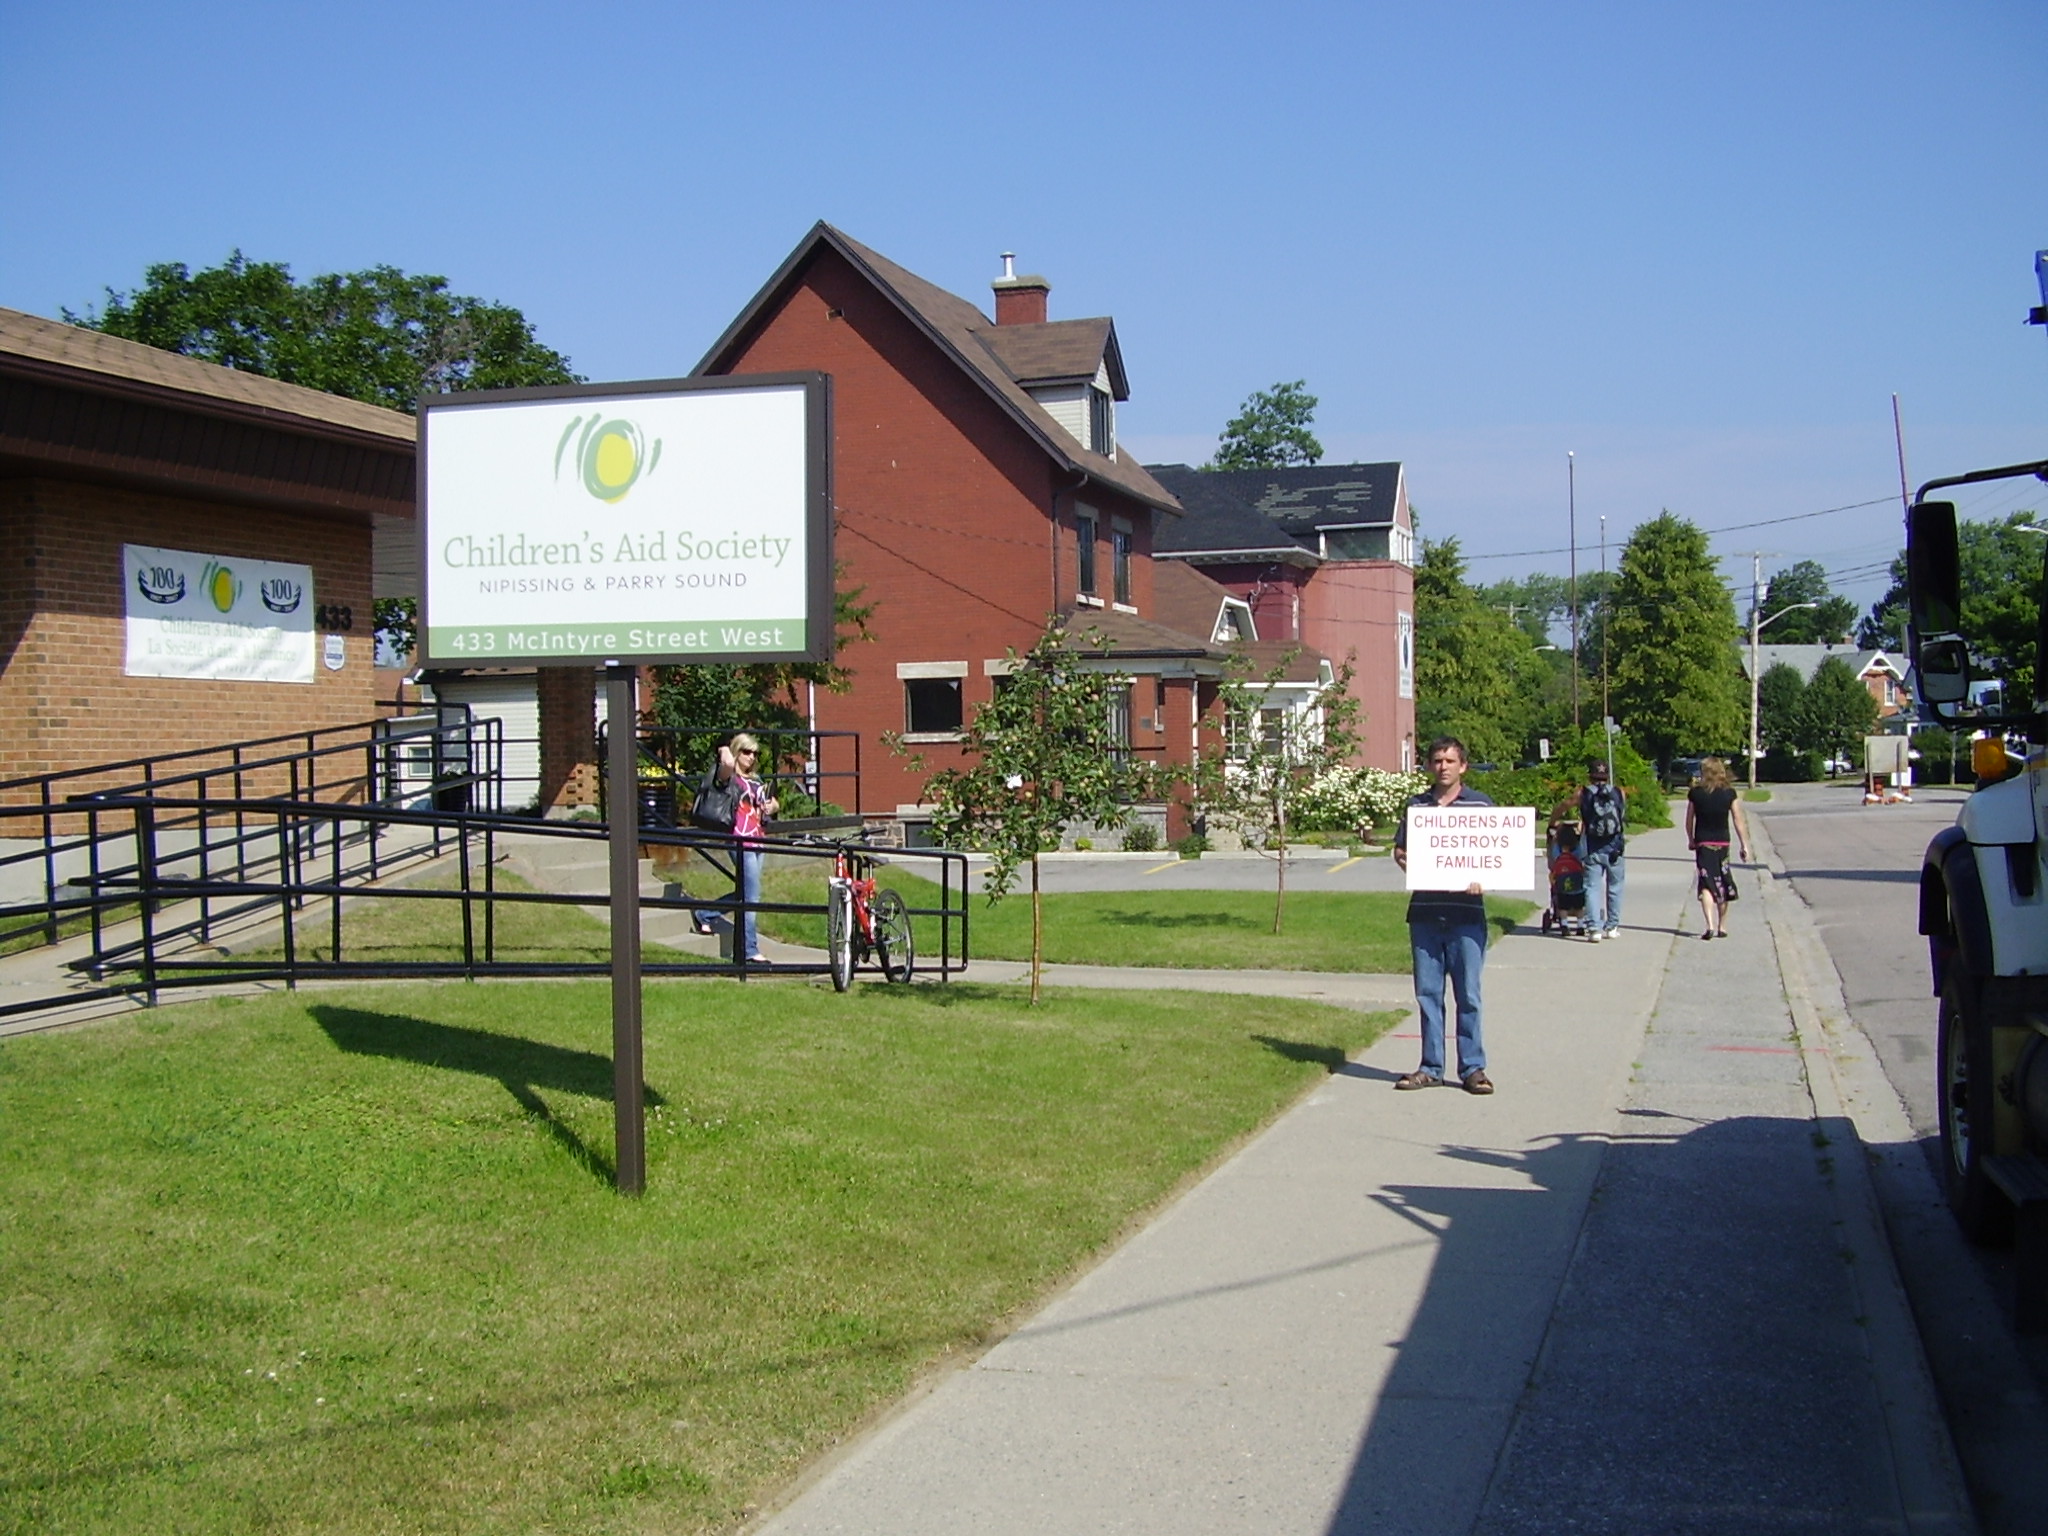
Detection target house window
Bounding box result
[1397,612,1414,700]
[1107,685,1133,753]
[1089,388,1115,457]
[904,678,963,735]
[1111,523,1133,606]
[1076,508,1098,597]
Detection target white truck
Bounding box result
[1906,455,2048,1328]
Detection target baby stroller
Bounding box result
[1541,812,1589,937]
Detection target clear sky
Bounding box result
[4,0,2043,622]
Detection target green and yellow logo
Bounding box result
[555,414,662,504]
[200,560,242,613]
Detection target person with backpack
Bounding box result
[690,732,779,960]
[1578,759,1627,942]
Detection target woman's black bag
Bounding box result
[690,769,739,832]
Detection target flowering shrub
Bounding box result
[1292,765,1428,832]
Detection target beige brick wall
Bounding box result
[0,477,377,801]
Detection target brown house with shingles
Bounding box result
[0,306,413,793]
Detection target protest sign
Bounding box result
[1404,804,1538,891]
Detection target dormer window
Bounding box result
[1089,387,1115,458]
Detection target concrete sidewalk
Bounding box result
[750,824,1974,1535]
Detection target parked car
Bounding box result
[1661,756,1702,791]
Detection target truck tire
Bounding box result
[1938,969,2014,1244]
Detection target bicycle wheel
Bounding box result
[826,880,855,992]
[871,889,914,984]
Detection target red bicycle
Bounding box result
[825,842,914,990]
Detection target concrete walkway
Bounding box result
[749,822,1974,1536]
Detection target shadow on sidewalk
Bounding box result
[1323,1115,1903,1535]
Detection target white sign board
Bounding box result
[417,373,832,667]
[1404,804,1539,891]
[123,544,315,684]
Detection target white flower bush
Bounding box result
[1293,765,1427,832]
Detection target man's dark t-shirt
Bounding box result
[1395,785,1497,923]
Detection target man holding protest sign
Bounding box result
[1391,736,1533,1096]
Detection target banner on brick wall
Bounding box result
[123,545,316,684]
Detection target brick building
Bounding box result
[1148,462,1417,771]
[694,224,1218,835]
[0,307,413,795]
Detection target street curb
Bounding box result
[1751,817,1977,1534]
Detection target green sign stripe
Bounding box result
[428,620,807,661]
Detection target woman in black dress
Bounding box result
[1685,756,1751,939]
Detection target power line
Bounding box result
[1460,495,1899,562]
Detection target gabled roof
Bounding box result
[1055,604,1220,662]
[1153,559,1255,641]
[1148,464,1317,560]
[1160,462,1405,535]
[694,223,1176,513]
[974,318,1127,398]
[1739,644,1904,682]
[0,304,413,445]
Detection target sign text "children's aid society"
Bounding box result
[1404,805,1538,892]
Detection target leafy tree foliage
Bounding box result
[71,252,581,663]
[1755,661,1806,754]
[912,625,1161,1002]
[69,251,578,413]
[1860,512,2046,698]
[1799,655,1878,765]
[1605,513,1746,766]
[649,575,875,794]
[1208,380,1323,470]
[1413,538,1543,765]
[1759,560,1856,644]
[1188,647,1360,933]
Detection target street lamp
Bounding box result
[1748,601,1820,788]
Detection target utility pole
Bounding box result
[1568,452,1579,731]
[1748,553,1765,790]
[1600,513,1610,724]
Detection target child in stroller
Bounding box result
[1542,808,1589,937]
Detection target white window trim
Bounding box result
[896,660,968,679]
[983,657,1018,676]
[900,731,966,745]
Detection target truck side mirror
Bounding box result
[1914,637,1970,705]
[1907,501,1961,636]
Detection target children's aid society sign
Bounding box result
[1404,805,1538,891]
[124,545,315,684]
[417,373,833,668]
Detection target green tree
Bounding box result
[1859,511,2046,698]
[1798,655,1878,766]
[1208,380,1323,470]
[70,252,582,663]
[1755,661,1806,753]
[1413,539,1542,765]
[912,625,1160,1003]
[1189,648,1361,933]
[1759,560,1856,644]
[1605,513,1747,766]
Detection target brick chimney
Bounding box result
[991,251,1050,326]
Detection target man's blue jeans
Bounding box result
[1410,916,1488,1079]
[1582,844,1625,933]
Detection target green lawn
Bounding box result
[0,978,1395,1534]
[758,867,1533,973]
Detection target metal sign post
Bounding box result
[416,371,833,1196]
[606,662,647,1196]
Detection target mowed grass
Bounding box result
[758,866,1534,973]
[0,977,1397,1534]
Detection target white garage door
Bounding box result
[425,674,541,813]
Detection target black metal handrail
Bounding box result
[0,796,967,1020]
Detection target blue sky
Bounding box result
[4,0,2043,621]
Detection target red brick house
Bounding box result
[694,224,1218,837]
[1147,463,1417,771]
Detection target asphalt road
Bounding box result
[1754,780,2048,1534]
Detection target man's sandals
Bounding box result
[1395,1069,1494,1095]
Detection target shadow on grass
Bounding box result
[310,1006,666,1188]
[1251,1033,1393,1081]
[1092,909,1260,931]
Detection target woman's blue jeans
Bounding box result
[1410,916,1488,1078]
[739,848,763,959]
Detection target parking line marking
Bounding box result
[1145,860,1180,875]
[1330,856,1362,874]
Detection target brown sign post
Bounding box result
[416,373,832,1194]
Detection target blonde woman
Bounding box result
[714,732,779,962]
[1684,756,1750,939]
